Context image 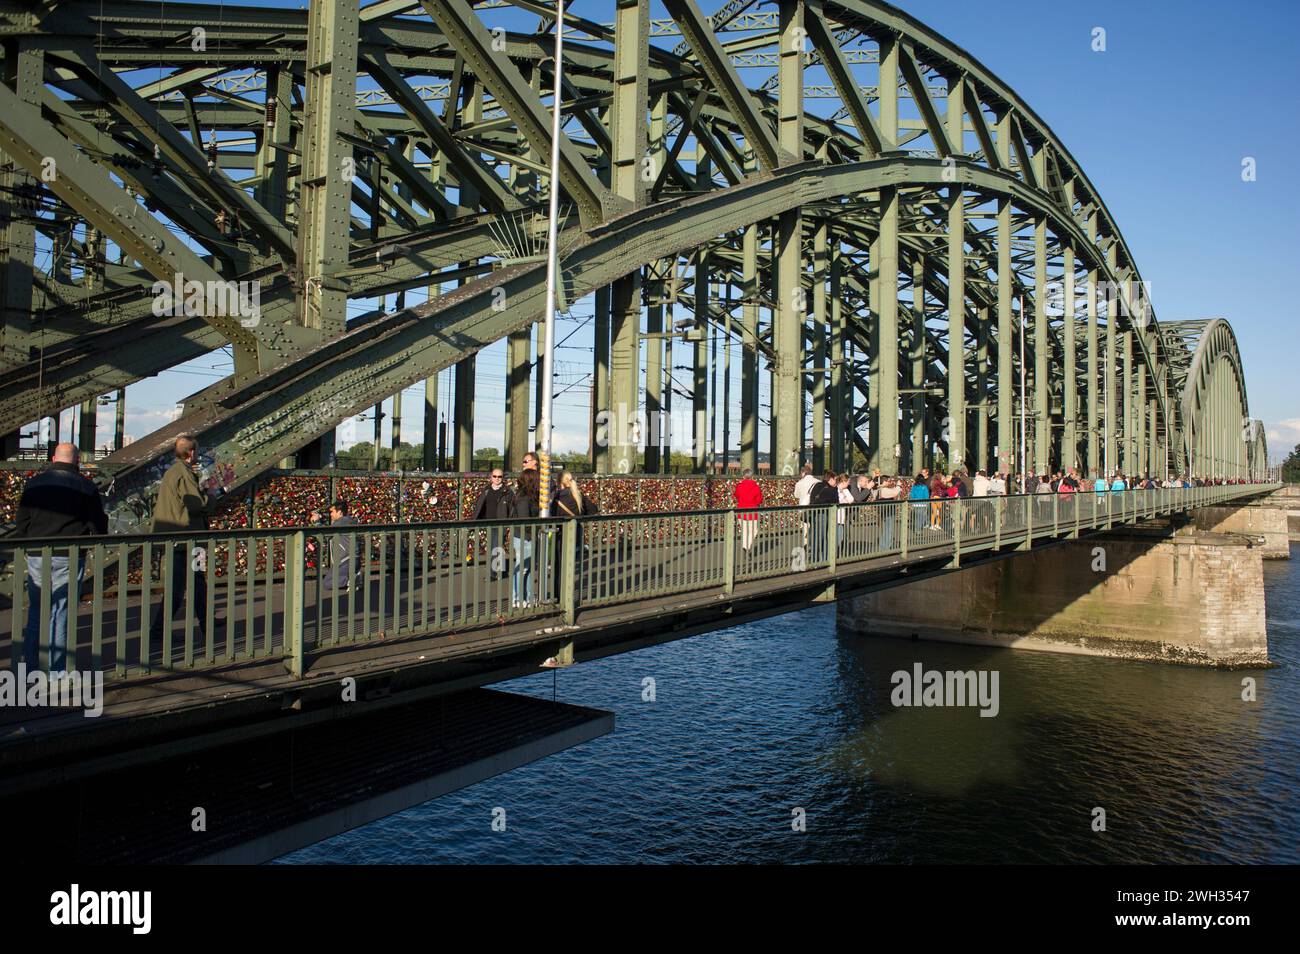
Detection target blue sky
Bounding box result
[902,0,1300,458]
[57,0,1298,464]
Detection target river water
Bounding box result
[281,542,1300,864]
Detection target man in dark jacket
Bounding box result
[473,469,516,520]
[473,469,516,579]
[14,443,107,673]
[149,435,224,649]
[311,499,359,591]
[808,471,840,563]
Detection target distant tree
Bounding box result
[334,441,375,470]
[554,451,591,470]
[333,441,426,471]
[393,442,424,471]
[1283,443,1300,483]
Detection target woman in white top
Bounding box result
[836,475,853,529]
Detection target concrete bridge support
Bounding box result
[839,527,1271,667]
[1191,503,1291,559]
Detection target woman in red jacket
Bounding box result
[734,468,763,552]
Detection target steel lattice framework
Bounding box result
[0,0,1266,528]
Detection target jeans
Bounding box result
[910,501,928,537]
[512,535,534,603]
[879,507,896,550]
[24,555,81,674]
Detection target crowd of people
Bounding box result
[729,463,1260,550]
[311,449,600,608]
[9,430,1268,675]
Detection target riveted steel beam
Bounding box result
[365,52,518,215]
[661,0,789,170]
[50,44,297,266]
[97,157,1115,519]
[299,0,360,339]
[805,1,883,158]
[0,81,259,370]
[0,44,42,371]
[419,0,622,227]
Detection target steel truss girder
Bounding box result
[418,0,623,227]
[0,80,261,368]
[48,44,297,265]
[0,0,1262,497]
[98,157,1133,507]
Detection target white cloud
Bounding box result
[124,406,182,441]
[1266,417,1300,447]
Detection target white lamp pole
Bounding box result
[538,0,565,517]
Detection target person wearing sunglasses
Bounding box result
[473,469,516,581]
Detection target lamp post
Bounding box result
[537,0,565,517]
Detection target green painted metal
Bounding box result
[5,483,1274,683]
[0,0,1268,528]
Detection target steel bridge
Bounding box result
[0,0,1271,532]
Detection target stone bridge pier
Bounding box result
[839,503,1291,667]
[1190,491,1294,558]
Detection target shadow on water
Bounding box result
[281,543,1300,864]
[815,544,1300,864]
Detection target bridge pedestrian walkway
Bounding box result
[0,484,1275,745]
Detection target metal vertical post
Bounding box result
[948,185,965,470]
[1033,215,1049,474]
[560,518,577,624]
[723,509,736,594]
[284,530,305,676]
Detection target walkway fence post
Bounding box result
[561,518,578,625]
[951,500,962,567]
[723,509,736,595]
[10,545,25,669]
[899,502,908,560]
[1023,492,1034,549]
[284,529,305,677]
[828,504,838,573]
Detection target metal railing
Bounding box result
[1,483,1277,682]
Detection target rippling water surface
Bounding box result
[282,543,1300,864]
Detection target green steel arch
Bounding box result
[0,0,1267,525]
[1162,318,1263,479]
